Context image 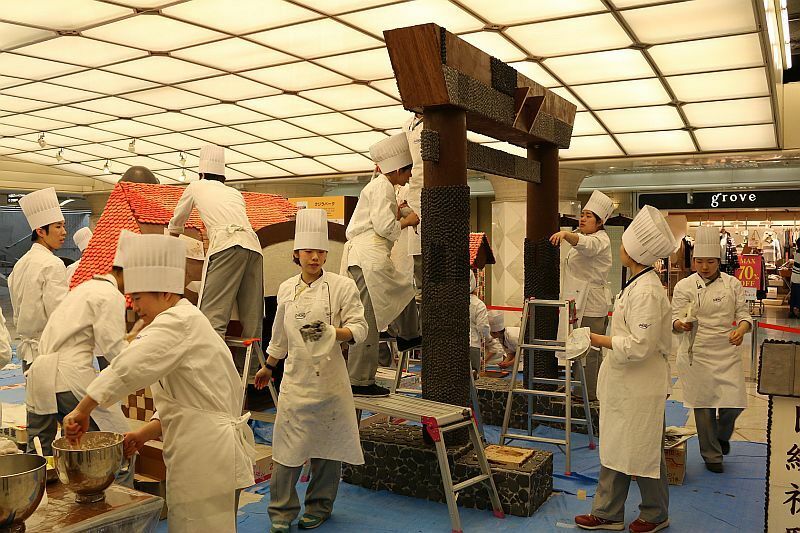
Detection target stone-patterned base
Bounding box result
[342,423,553,517]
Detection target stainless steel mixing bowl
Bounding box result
[0,453,46,531]
[52,431,127,504]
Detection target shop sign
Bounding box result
[289,196,347,224]
[639,189,800,210]
[766,396,800,532]
[735,254,762,302]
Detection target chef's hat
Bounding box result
[199,144,225,176]
[370,133,412,174]
[73,227,93,252]
[622,205,678,266]
[294,208,329,251]
[469,270,477,293]
[19,187,64,231]
[122,234,186,294]
[693,225,720,259]
[112,230,136,268]
[488,310,505,332]
[583,190,614,223]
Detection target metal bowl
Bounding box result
[0,453,46,531]
[52,432,126,504]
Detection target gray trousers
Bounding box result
[694,407,742,464]
[579,315,609,402]
[268,459,342,525]
[201,246,264,363]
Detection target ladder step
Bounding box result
[502,434,566,446]
[519,343,566,351]
[530,414,589,425]
[452,474,490,493]
[510,389,566,398]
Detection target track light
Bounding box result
[178,151,186,167]
[103,160,111,174]
[128,139,136,153]
[38,133,46,148]
[55,148,64,162]
[180,169,187,182]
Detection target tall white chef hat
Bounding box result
[469,270,477,293]
[73,227,93,253]
[294,208,329,251]
[112,230,135,268]
[199,144,225,176]
[488,310,505,332]
[19,187,64,231]
[693,225,721,259]
[122,234,186,294]
[370,133,412,175]
[583,190,614,223]
[622,205,678,266]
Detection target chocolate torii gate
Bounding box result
[385,24,577,443]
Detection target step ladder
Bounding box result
[353,394,504,533]
[499,299,596,475]
[226,337,273,424]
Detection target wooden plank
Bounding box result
[444,31,492,87]
[485,445,535,467]
[384,24,449,110]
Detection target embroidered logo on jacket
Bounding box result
[638,323,651,329]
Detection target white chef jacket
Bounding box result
[65,258,80,286]
[469,294,490,349]
[564,230,612,318]
[8,243,69,363]
[168,179,261,258]
[403,115,423,220]
[345,175,401,242]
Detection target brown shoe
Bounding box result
[575,514,624,530]
[628,518,669,532]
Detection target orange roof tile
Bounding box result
[469,232,495,269]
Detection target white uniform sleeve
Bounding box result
[266,288,289,360]
[339,277,368,345]
[167,182,195,235]
[0,308,11,369]
[91,293,128,363]
[573,232,609,257]
[609,290,669,365]
[42,262,68,318]
[731,278,753,326]
[670,281,692,332]
[476,300,491,341]
[371,181,401,242]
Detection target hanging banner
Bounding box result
[766,395,800,532]
[735,254,762,301]
[289,196,350,224]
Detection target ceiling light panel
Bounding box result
[340,0,483,39]
[622,0,756,44]
[0,138,43,151]
[228,161,291,178]
[369,79,401,100]
[19,131,88,147]
[0,53,80,79]
[114,155,174,170]
[53,162,104,176]
[316,48,395,80]
[31,106,116,125]
[75,96,163,117]
[550,88,585,110]
[545,49,654,85]
[292,0,398,15]
[0,76,27,90]
[156,168,198,183]
[2,82,102,104]
[682,97,773,128]
[1,114,71,130]
[506,14,631,57]
[51,126,124,142]
[135,112,217,131]
[0,1,133,30]
[48,70,156,94]
[0,21,54,49]
[458,0,606,25]
[92,119,168,137]
[152,150,199,169]
[572,78,670,109]
[11,152,67,165]
[667,68,769,102]
[106,137,170,155]
[15,36,146,68]
[572,112,606,136]
[83,14,225,52]
[616,130,695,155]
[38,148,96,162]
[270,157,336,175]
[141,132,206,150]
[230,142,299,160]
[559,134,623,158]
[240,95,329,118]
[163,0,318,34]
[346,105,410,129]
[242,62,349,92]
[276,137,349,156]
[178,75,279,101]
[316,153,373,172]
[300,84,395,110]
[104,56,223,84]
[695,124,776,151]
[72,143,134,159]
[186,127,262,145]
[510,62,560,88]
[234,120,314,140]
[456,32,527,63]
[251,19,382,59]
[0,95,49,113]
[213,148,255,164]
[0,124,33,136]
[596,105,684,133]
[328,131,389,152]
[172,38,293,72]
[287,113,371,135]
[649,33,763,76]
[124,87,217,110]
[610,0,675,6]
[183,103,269,125]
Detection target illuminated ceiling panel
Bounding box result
[560,135,623,159]
[300,84,396,110]
[0,21,54,49]
[242,63,349,92]
[15,36,146,68]
[616,130,696,155]
[572,78,670,109]
[316,49,395,80]
[682,98,773,128]
[172,38,293,72]
[2,82,102,105]
[178,75,279,102]
[545,49,654,85]
[596,106,684,133]
[104,56,223,85]
[506,14,632,57]
[0,1,133,30]
[460,32,527,63]
[340,0,483,39]
[240,95,329,119]
[667,68,770,103]
[183,104,269,125]
[649,33,764,76]
[622,0,756,44]
[287,113,371,135]
[695,124,776,151]
[83,14,225,52]
[458,0,606,25]
[251,19,382,59]
[163,0,318,34]
[124,87,217,110]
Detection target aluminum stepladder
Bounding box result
[352,394,504,533]
[499,299,596,475]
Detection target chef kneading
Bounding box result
[64,233,255,533]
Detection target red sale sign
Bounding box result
[735,254,761,301]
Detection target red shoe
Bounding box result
[628,518,669,532]
[575,514,624,530]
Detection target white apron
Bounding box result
[272,281,364,468]
[341,230,415,332]
[676,273,747,409]
[405,115,423,257]
[557,251,611,348]
[597,271,669,479]
[152,379,256,533]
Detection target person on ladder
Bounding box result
[575,205,677,533]
[253,209,368,533]
[549,190,614,402]
[168,144,264,364]
[671,225,751,474]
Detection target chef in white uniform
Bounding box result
[9,187,68,372]
[575,205,677,533]
[550,190,614,401]
[403,113,424,290]
[672,225,751,473]
[26,232,131,456]
[64,234,255,533]
[488,311,520,368]
[341,133,419,397]
[66,226,92,285]
[254,209,367,533]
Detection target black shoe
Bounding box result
[352,384,390,397]
[719,439,730,455]
[379,331,394,340]
[397,336,422,352]
[705,462,723,473]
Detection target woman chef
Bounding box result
[672,225,751,473]
[64,234,255,533]
[575,205,677,533]
[254,209,368,533]
[549,190,614,401]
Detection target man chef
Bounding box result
[575,205,677,533]
[9,187,68,372]
[403,112,424,292]
[66,226,92,284]
[341,133,420,397]
[169,144,264,364]
[64,234,255,533]
[672,225,751,473]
